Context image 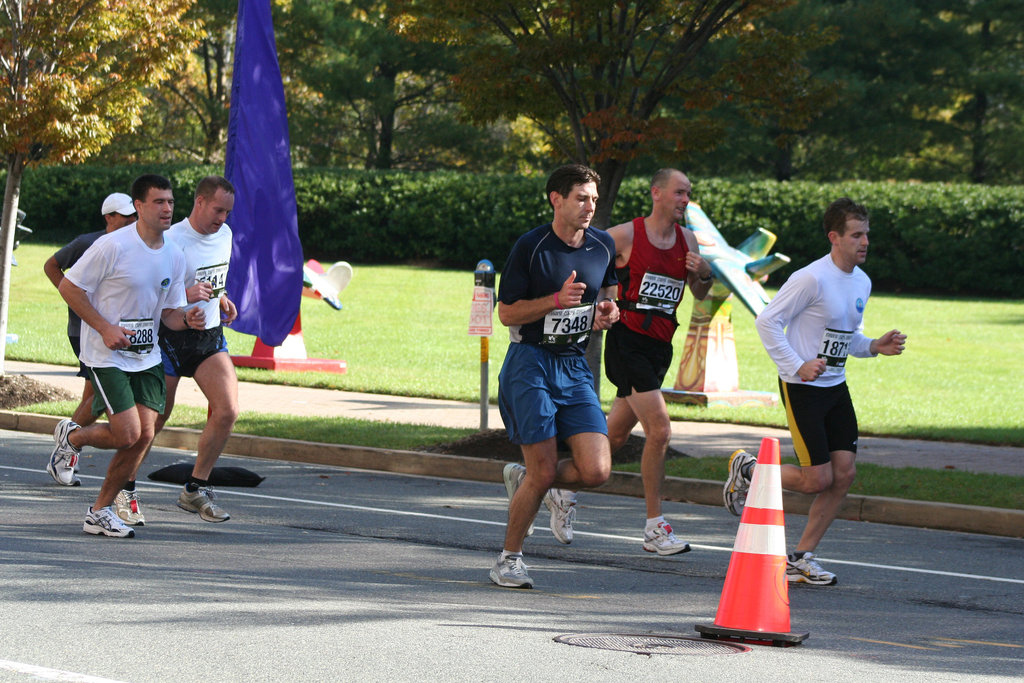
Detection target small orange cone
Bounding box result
[696,437,809,646]
[231,314,347,374]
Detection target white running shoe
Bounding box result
[642,520,691,556]
[723,449,756,516]
[47,419,81,486]
[502,463,537,536]
[489,554,533,588]
[178,486,230,522]
[787,552,838,585]
[83,506,135,538]
[543,488,576,544]
[114,489,146,526]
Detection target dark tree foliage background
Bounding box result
[85,0,1024,191]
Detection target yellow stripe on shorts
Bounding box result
[781,382,813,467]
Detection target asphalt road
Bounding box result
[1,429,1022,682]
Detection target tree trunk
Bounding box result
[772,140,795,181]
[592,158,630,230]
[373,63,398,170]
[968,20,992,184]
[0,154,26,375]
[584,157,631,395]
[969,88,988,184]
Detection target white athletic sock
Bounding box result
[500,549,523,561]
[645,516,665,531]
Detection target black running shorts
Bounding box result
[779,379,858,467]
[604,322,675,399]
[159,324,228,378]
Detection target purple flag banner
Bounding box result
[224,0,303,347]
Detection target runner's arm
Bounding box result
[592,285,620,330]
[161,306,205,331]
[606,221,634,269]
[498,270,587,326]
[57,279,132,350]
[754,273,817,379]
[220,293,238,324]
[43,255,65,289]
[682,230,713,300]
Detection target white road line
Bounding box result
[0,658,127,683]
[4,464,1023,586]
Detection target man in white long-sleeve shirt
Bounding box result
[724,197,906,585]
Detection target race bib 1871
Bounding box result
[817,327,853,367]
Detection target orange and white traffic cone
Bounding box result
[696,437,809,646]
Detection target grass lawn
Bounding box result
[9,243,1024,447]
[6,241,1023,510]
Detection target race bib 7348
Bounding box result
[541,304,593,346]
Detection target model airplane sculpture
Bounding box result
[302,259,353,310]
[685,202,790,317]
[666,202,790,406]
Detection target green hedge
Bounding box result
[15,165,1024,295]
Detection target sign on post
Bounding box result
[470,260,495,429]
[468,286,493,337]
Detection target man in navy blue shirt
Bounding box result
[490,164,620,589]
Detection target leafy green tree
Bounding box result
[0,0,200,372]
[941,0,1024,183]
[88,0,235,165]
[397,0,822,225]
[706,0,1024,183]
[278,0,506,170]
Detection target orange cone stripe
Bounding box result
[740,507,786,526]
[733,523,787,556]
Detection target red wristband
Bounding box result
[554,292,562,309]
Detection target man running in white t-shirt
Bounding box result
[724,198,907,584]
[48,174,205,538]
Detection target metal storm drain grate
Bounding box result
[554,633,750,656]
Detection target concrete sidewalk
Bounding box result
[7,360,1023,477]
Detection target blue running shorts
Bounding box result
[498,343,607,446]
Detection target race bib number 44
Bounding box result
[542,304,593,346]
[195,263,229,298]
[637,271,685,312]
[817,327,853,367]
[119,318,156,357]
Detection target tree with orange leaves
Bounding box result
[0,0,201,372]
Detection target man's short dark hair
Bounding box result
[650,168,685,189]
[545,164,600,206]
[823,197,868,237]
[195,175,235,201]
[130,174,172,203]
